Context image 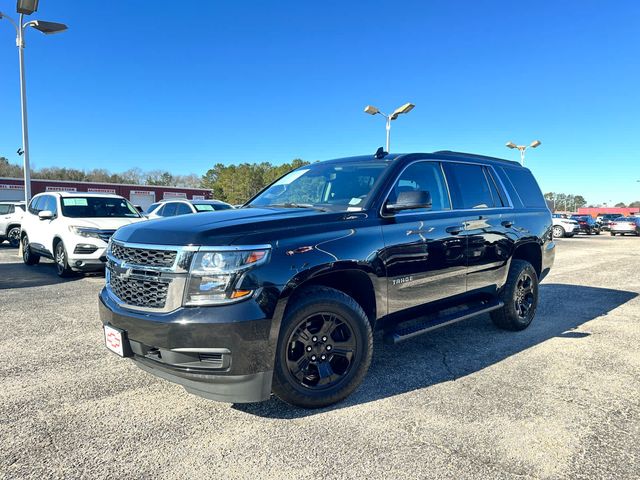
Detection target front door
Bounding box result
[379,161,468,315]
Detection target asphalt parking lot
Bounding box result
[1,235,639,479]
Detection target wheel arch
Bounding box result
[512,240,542,278]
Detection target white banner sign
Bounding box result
[130,190,154,196]
[46,186,77,192]
[0,184,23,190]
[88,187,117,194]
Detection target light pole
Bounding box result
[0,2,67,204]
[364,103,415,153]
[505,140,541,166]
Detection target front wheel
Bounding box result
[552,225,565,238]
[54,240,74,277]
[272,286,373,408]
[7,226,21,248]
[22,234,40,265]
[491,259,539,331]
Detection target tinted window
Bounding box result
[486,169,506,207]
[387,162,450,212]
[502,167,546,208]
[60,197,140,218]
[158,203,178,217]
[194,203,233,212]
[29,196,46,214]
[443,163,495,209]
[0,205,11,215]
[174,203,193,215]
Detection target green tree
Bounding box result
[614,202,627,208]
[629,201,640,208]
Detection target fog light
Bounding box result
[75,261,83,267]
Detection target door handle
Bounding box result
[501,220,514,228]
[446,225,463,235]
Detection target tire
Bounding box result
[610,232,616,236]
[271,286,373,408]
[22,233,40,265]
[491,259,539,331]
[54,240,74,278]
[552,225,565,238]
[595,229,600,235]
[7,226,21,248]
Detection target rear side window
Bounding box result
[443,163,496,209]
[0,205,11,215]
[502,167,547,208]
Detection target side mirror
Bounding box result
[38,210,54,220]
[385,191,432,213]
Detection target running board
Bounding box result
[383,299,504,345]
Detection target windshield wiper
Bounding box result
[268,202,327,211]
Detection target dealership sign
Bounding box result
[0,184,23,190]
[88,188,117,194]
[46,186,77,192]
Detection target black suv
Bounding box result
[99,151,554,408]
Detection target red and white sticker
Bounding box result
[104,325,124,357]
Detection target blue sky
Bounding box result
[0,1,638,204]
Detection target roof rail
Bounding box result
[433,150,521,166]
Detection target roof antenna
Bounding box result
[374,147,388,159]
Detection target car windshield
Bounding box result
[248,161,390,211]
[61,197,141,218]
[194,203,232,212]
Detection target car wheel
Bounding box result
[610,232,616,236]
[7,226,21,248]
[271,286,373,408]
[22,233,40,265]
[54,240,74,278]
[491,259,539,331]
[552,225,565,238]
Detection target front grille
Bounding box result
[109,272,170,309]
[110,242,177,267]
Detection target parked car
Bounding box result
[0,201,25,247]
[610,217,640,236]
[570,215,601,235]
[596,214,620,231]
[99,150,554,408]
[20,192,145,276]
[551,214,579,238]
[145,199,233,219]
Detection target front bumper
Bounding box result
[99,288,276,403]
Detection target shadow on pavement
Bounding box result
[234,283,637,418]
[0,260,91,289]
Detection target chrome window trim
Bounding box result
[379,158,515,219]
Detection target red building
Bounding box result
[0,177,211,210]
[577,207,639,218]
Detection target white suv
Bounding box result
[0,201,25,248]
[20,192,145,276]
[145,199,233,219]
[551,214,580,238]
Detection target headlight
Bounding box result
[184,247,270,306]
[69,226,103,240]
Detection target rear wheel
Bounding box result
[22,233,40,265]
[610,232,616,236]
[552,225,565,238]
[54,240,74,277]
[7,226,21,248]
[272,286,373,408]
[491,259,539,331]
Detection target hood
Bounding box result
[69,217,145,230]
[113,207,344,246]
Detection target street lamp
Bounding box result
[364,102,415,153]
[505,139,541,166]
[0,5,67,204]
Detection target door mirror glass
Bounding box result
[385,190,432,212]
[38,210,54,220]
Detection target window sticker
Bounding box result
[348,197,362,205]
[62,198,88,206]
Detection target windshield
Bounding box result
[61,197,141,218]
[248,161,390,211]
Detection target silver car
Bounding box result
[610,217,640,236]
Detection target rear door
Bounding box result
[380,161,468,314]
[441,162,514,293]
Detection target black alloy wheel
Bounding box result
[491,259,539,331]
[285,312,356,389]
[514,272,535,320]
[272,286,373,408]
